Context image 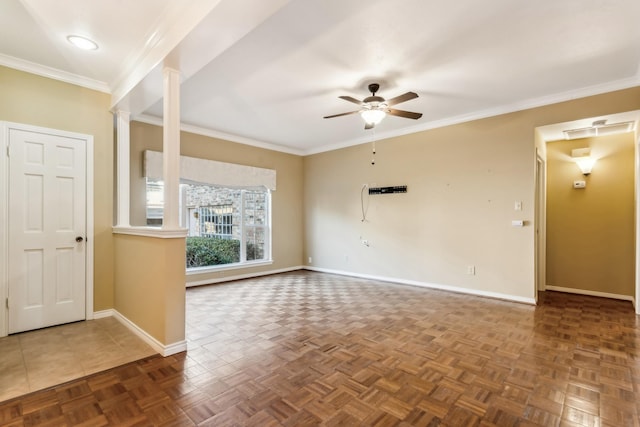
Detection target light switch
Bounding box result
[514,201,522,211]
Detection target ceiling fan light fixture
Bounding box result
[324,83,420,129]
[360,108,386,125]
[67,35,98,50]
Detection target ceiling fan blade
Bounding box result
[323,110,360,119]
[339,95,364,105]
[386,92,418,106]
[388,108,423,120]
[364,122,375,130]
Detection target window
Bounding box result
[145,179,271,270]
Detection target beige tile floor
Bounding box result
[0,316,156,402]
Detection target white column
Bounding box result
[162,67,181,230]
[115,110,131,227]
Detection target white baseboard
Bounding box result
[162,339,189,357]
[545,285,635,303]
[186,265,304,287]
[95,266,542,356]
[92,309,114,319]
[304,266,537,305]
[93,309,186,357]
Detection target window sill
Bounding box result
[113,226,188,239]
[186,259,273,276]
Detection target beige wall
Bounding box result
[0,66,115,311]
[2,61,638,337]
[129,121,304,283]
[114,234,185,344]
[546,133,635,296]
[303,87,640,301]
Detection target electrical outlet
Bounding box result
[467,265,476,275]
[308,256,312,264]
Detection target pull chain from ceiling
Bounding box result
[371,140,376,165]
[371,128,376,165]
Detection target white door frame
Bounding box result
[0,122,94,337]
[535,151,547,299]
[538,119,639,309]
[636,131,640,314]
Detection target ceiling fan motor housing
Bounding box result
[363,95,386,105]
[364,83,386,106]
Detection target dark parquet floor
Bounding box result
[1,271,639,426]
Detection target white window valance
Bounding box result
[144,150,276,190]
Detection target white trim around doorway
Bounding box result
[636,130,640,314]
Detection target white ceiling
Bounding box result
[1,0,639,154]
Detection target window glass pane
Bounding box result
[244,192,267,225]
[145,179,164,226]
[186,236,240,268]
[254,193,266,224]
[245,226,265,261]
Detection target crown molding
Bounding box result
[133,114,305,156]
[304,76,640,155]
[0,53,110,93]
[134,73,640,157]
[8,43,634,158]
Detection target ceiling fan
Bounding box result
[324,83,423,129]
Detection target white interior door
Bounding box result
[8,128,86,334]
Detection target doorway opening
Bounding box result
[535,111,640,311]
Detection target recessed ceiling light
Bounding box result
[67,35,98,51]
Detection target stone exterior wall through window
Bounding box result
[184,184,243,240]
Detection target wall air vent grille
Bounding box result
[596,122,634,136]
[563,121,634,140]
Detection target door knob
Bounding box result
[75,236,84,243]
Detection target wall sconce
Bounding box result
[571,148,596,175]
